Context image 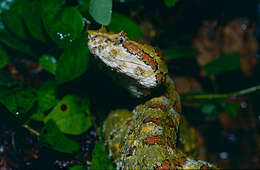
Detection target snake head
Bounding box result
[87,28,168,97]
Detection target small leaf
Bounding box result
[39,54,57,75]
[70,165,84,170]
[0,46,9,68]
[0,87,36,116]
[56,34,89,83]
[201,103,217,115]
[203,53,241,76]
[92,141,115,170]
[164,0,180,8]
[163,44,198,59]
[218,99,239,117]
[44,95,92,135]
[108,13,143,39]
[89,0,112,25]
[40,120,80,153]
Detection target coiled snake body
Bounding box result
[88,28,218,169]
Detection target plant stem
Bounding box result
[182,84,260,100]
[22,124,40,136]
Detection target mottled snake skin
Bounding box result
[88,28,218,169]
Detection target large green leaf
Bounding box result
[0,46,9,68]
[22,0,47,42]
[92,141,115,170]
[203,53,241,75]
[89,0,112,25]
[56,34,89,83]
[40,120,80,153]
[0,87,36,117]
[39,54,57,75]
[44,95,92,135]
[108,13,143,39]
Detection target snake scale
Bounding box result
[87,28,218,169]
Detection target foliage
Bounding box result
[0,0,258,169]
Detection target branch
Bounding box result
[182,84,260,100]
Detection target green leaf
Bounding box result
[44,95,92,135]
[0,30,35,56]
[40,120,80,153]
[0,46,9,68]
[1,0,27,40]
[22,0,47,42]
[0,69,17,87]
[201,103,217,115]
[36,81,58,113]
[89,0,112,25]
[108,13,143,39]
[70,165,84,170]
[56,34,89,83]
[92,141,115,170]
[203,53,241,76]
[39,54,57,75]
[0,87,36,116]
[163,44,199,59]
[218,99,239,117]
[42,6,84,47]
[40,0,66,18]
[164,0,180,8]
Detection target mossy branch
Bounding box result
[182,84,260,100]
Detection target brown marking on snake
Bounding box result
[143,117,162,125]
[167,137,175,149]
[149,104,167,111]
[156,160,175,170]
[144,136,162,145]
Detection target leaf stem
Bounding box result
[182,84,260,100]
[22,124,40,136]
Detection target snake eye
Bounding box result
[118,36,126,44]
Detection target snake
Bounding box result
[87,28,218,169]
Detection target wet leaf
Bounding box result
[108,13,143,39]
[164,0,180,8]
[40,120,80,153]
[0,46,9,68]
[39,54,57,75]
[56,34,89,83]
[44,95,92,135]
[41,0,84,47]
[203,53,241,75]
[89,0,112,25]
[92,141,115,170]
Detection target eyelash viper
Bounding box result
[87,28,218,170]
